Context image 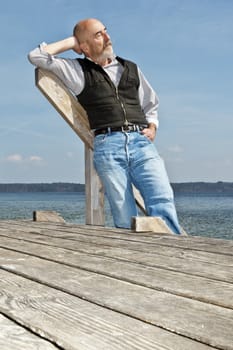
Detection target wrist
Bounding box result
[148,122,157,130]
[64,36,77,50]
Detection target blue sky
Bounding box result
[1,0,232,183]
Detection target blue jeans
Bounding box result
[93,131,181,234]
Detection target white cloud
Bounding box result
[6,154,23,163]
[28,156,43,162]
[4,154,44,164]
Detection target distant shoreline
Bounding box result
[0,182,233,195]
[0,183,85,193]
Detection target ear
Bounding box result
[80,42,89,55]
[73,36,83,55]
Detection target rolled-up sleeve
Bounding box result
[28,43,84,95]
[138,67,159,129]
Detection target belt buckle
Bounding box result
[122,124,135,132]
[121,125,129,132]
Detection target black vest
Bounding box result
[77,57,147,129]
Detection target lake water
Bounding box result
[0,192,233,240]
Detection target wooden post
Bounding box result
[85,146,105,225]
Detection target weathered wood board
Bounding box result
[0,220,232,349]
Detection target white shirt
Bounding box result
[28,43,159,128]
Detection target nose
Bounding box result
[103,31,110,42]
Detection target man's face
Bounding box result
[83,20,114,63]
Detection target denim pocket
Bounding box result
[93,134,107,147]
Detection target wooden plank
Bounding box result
[0,226,232,283]
[35,68,93,149]
[0,270,215,350]
[85,146,105,225]
[0,239,232,309]
[0,249,232,349]
[2,220,232,255]
[0,314,59,350]
[33,210,65,223]
[131,216,174,234]
[132,216,188,235]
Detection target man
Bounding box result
[28,18,182,234]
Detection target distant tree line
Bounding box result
[0,182,85,193]
[172,182,233,195]
[0,181,233,194]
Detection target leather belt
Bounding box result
[94,124,147,136]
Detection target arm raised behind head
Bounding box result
[41,36,82,55]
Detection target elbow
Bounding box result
[27,51,36,65]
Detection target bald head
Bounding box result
[73,18,102,43]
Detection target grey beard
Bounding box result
[96,48,116,65]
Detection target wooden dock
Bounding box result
[0,220,232,350]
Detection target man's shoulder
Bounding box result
[116,56,138,69]
[77,57,97,68]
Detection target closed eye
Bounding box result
[94,27,107,38]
